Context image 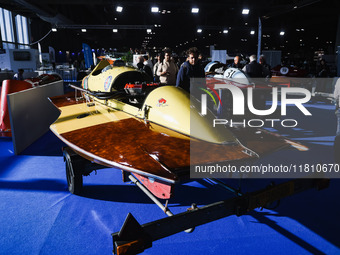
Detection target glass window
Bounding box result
[0,8,7,42]
[4,9,14,43]
[0,8,30,49]
[22,16,29,45]
[16,15,24,44]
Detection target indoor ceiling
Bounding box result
[0,0,339,55]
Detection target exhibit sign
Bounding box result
[82,43,93,69]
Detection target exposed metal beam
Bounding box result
[11,0,74,24]
[262,0,322,19]
[55,24,154,30]
[16,0,239,7]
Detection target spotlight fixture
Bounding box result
[250,30,255,35]
[197,29,202,33]
[151,7,159,13]
[113,29,118,33]
[147,29,152,33]
[242,9,249,15]
[191,8,199,13]
[223,30,228,34]
[81,29,86,32]
[116,6,123,12]
[52,28,57,32]
[280,31,285,36]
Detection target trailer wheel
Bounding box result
[64,148,83,195]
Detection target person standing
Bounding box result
[334,79,340,136]
[229,55,243,69]
[137,55,153,78]
[317,59,330,78]
[13,69,24,80]
[156,48,178,85]
[334,79,340,163]
[176,47,205,92]
[259,55,272,78]
[242,55,265,78]
[143,55,153,71]
[153,52,164,82]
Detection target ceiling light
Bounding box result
[113,29,118,33]
[223,30,228,34]
[52,28,57,32]
[116,6,123,12]
[81,29,86,32]
[197,29,202,33]
[250,30,255,35]
[147,29,152,33]
[280,31,285,36]
[242,9,249,15]
[192,8,199,13]
[151,7,159,13]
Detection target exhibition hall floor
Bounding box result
[1,101,340,255]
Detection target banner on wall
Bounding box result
[82,43,93,69]
[38,42,42,65]
[48,46,55,63]
[211,50,227,64]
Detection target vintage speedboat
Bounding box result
[48,60,330,255]
[49,59,306,198]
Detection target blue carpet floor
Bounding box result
[0,101,340,255]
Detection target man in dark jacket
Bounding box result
[242,55,265,78]
[259,55,272,78]
[136,55,153,78]
[176,47,205,92]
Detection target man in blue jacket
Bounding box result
[176,47,205,92]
